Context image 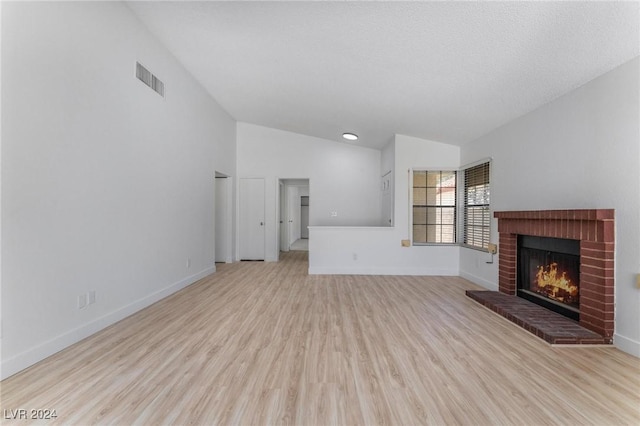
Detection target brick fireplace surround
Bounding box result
[492,209,615,343]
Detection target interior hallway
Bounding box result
[289,238,309,251]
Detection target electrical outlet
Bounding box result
[401,239,410,247]
[330,211,338,217]
[78,294,87,309]
[488,243,498,254]
[88,290,96,305]
[353,253,358,261]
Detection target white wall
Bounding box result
[236,123,382,261]
[1,2,236,378]
[381,138,395,176]
[459,57,640,356]
[214,177,233,263]
[310,134,461,274]
[380,139,395,226]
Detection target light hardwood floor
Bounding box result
[2,251,639,425]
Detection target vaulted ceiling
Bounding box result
[127,1,640,149]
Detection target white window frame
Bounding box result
[409,159,492,249]
[410,168,458,246]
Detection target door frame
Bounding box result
[277,178,310,259]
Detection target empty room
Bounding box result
[1,1,639,424]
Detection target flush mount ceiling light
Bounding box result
[342,132,358,141]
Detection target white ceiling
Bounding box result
[127,1,640,149]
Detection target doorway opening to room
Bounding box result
[278,179,310,259]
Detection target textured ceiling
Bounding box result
[127,1,640,149]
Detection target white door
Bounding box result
[287,186,300,245]
[381,171,393,226]
[239,178,265,260]
[300,196,309,239]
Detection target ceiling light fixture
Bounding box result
[342,132,358,141]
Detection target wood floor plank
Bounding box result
[1,251,639,425]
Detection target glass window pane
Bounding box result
[440,188,456,205]
[440,225,456,243]
[441,207,455,225]
[413,171,426,188]
[413,207,426,225]
[440,171,456,186]
[426,207,438,224]
[426,225,437,242]
[426,171,439,186]
[413,188,426,205]
[413,225,426,243]
[426,188,437,204]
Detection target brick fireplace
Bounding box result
[494,209,614,343]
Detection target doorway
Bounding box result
[278,179,310,255]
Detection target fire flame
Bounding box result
[535,262,578,300]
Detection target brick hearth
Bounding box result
[493,209,614,343]
[466,290,605,344]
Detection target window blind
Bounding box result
[463,162,490,249]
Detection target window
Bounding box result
[412,170,457,244]
[463,162,491,250]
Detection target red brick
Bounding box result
[580,258,614,269]
[581,241,614,252]
[580,275,614,290]
[578,337,606,344]
[580,289,613,304]
[602,221,614,243]
[595,209,615,220]
[553,338,578,345]
[581,265,609,276]
[582,221,589,240]
[581,313,607,330]
[581,305,606,320]
[581,323,605,336]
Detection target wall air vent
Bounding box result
[136,62,164,97]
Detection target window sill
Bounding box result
[461,244,489,253]
[412,243,459,247]
[411,243,489,253]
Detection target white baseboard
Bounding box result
[614,333,640,357]
[459,270,499,291]
[0,266,216,380]
[308,266,458,276]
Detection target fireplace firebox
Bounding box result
[517,236,580,321]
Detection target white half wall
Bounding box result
[1,2,236,379]
[236,123,382,261]
[459,57,640,356]
[309,134,461,275]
